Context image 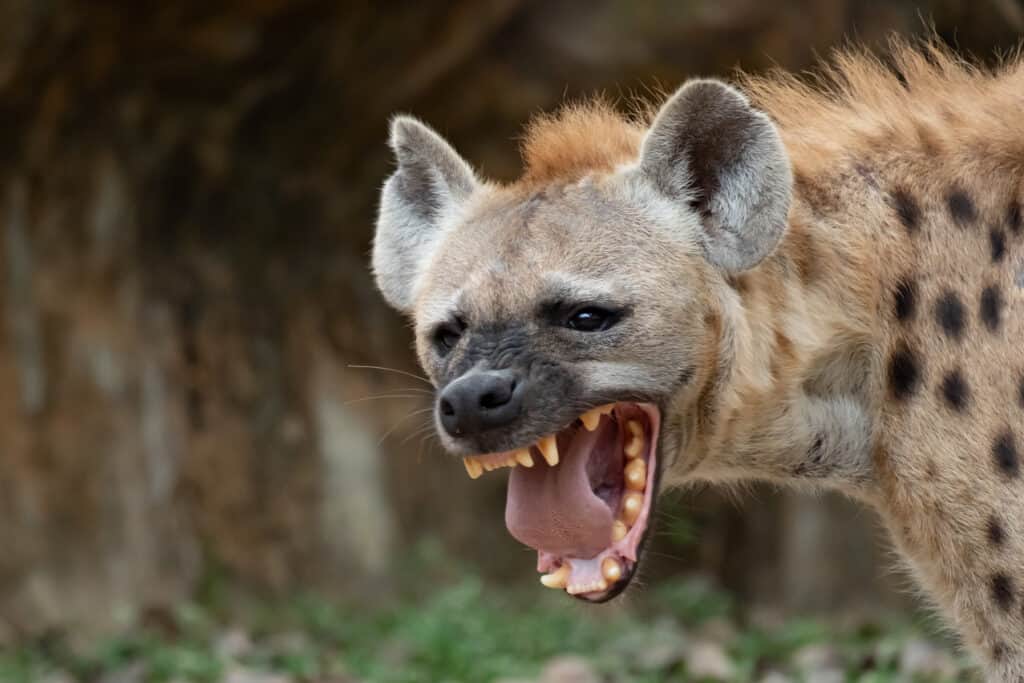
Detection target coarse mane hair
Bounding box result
[514,37,1024,186]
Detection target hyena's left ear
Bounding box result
[639,79,792,273]
[374,116,478,312]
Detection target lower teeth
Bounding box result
[621,491,643,526]
[525,406,652,596]
[540,564,571,589]
[567,579,608,595]
[601,556,623,582]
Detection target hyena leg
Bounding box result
[881,492,1024,680]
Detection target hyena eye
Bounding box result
[433,318,465,355]
[566,306,619,332]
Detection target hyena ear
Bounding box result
[373,116,478,312]
[639,79,792,273]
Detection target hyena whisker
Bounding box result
[639,549,691,564]
[416,433,442,464]
[377,407,435,447]
[400,421,439,448]
[347,363,433,386]
[341,393,431,407]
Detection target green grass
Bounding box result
[0,547,974,683]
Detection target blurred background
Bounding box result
[2,1,1023,681]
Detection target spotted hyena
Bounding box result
[371,41,1024,677]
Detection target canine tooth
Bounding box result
[515,449,534,467]
[464,458,483,479]
[580,409,602,431]
[611,520,628,542]
[622,491,644,526]
[538,435,559,467]
[601,557,623,583]
[540,564,570,589]
[624,459,647,491]
[598,404,614,415]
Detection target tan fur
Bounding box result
[742,40,1024,182]
[698,42,1024,676]
[519,99,646,186]
[388,39,1024,678]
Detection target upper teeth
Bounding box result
[538,435,559,467]
[580,404,614,431]
[463,458,484,479]
[463,448,531,479]
[515,450,535,467]
[624,458,646,490]
[460,404,623,478]
[624,420,644,458]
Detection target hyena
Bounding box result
[371,42,1024,678]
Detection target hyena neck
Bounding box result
[674,182,882,499]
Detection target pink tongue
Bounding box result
[505,427,613,559]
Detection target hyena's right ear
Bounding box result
[638,79,792,273]
[373,116,478,312]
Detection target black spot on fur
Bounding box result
[893,279,917,322]
[1010,200,1022,235]
[891,189,920,233]
[991,573,1015,611]
[947,188,976,225]
[934,291,966,340]
[888,346,921,400]
[993,641,1008,661]
[987,515,1007,548]
[990,227,1007,263]
[981,285,1003,332]
[676,365,695,388]
[940,369,969,412]
[728,274,751,294]
[994,430,1019,478]
[809,434,825,463]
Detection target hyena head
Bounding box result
[372,80,792,600]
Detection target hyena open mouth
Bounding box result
[463,403,660,601]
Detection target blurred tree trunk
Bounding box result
[1,166,201,632]
[1,0,1021,636]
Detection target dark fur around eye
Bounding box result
[433,318,465,354]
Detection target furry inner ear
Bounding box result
[640,79,792,273]
[373,116,478,312]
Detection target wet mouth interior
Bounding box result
[462,403,660,600]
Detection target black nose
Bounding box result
[438,370,523,437]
